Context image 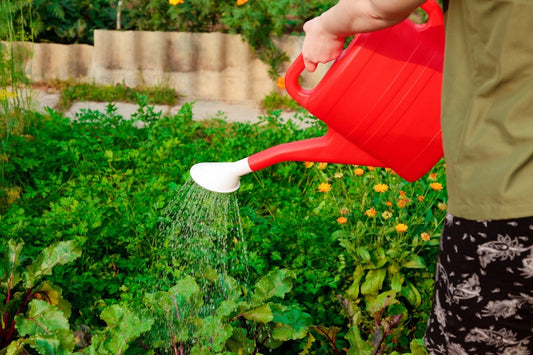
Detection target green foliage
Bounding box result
[0,239,81,353]
[56,81,180,110]
[0,99,446,353]
[262,91,302,112]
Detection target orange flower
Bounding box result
[374,183,389,193]
[421,232,431,242]
[318,182,332,192]
[399,191,406,197]
[169,0,184,4]
[395,223,408,233]
[354,168,364,176]
[367,166,375,171]
[337,216,348,224]
[364,207,377,217]
[304,161,314,169]
[428,173,437,181]
[386,201,393,207]
[318,162,328,170]
[438,202,447,211]
[276,76,285,90]
[236,0,248,5]
[397,198,410,208]
[430,182,443,191]
[417,195,425,202]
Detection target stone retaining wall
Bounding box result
[16,31,328,103]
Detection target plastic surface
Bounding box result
[190,158,252,193]
[249,0,444,182]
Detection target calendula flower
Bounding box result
[304,161,314,168]
[397,198,410,208]
[337,216,348,224]
[276,76,285,90]
[395,223,408,233]
[399,191,406,197]
[428,173,437,181]
[234,237,239,244]
[354,168,364,176]
[318,182,332,192]
[385,201,393,207]
[417,195,424,202]
[374,183,389,193]
[382,211,393,220]
[364,207,377,217]
[318,162,328,170]
[236,0,248,5]
[438,202,447,211]
[334,172,344,179]
[340,207,350,215]
[169,0,184,5]
[430,182,443,191]
[421,232,431,242]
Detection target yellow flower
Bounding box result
[374,183,389,193]
[169,0,184,5]
[236,0,248,5]
[421,232,431,242]
[334,172,344,179]
[395,223,408,233]
[430,182,443,191]
[318,182,332,192]
[354,168,364,176]
[318,162,328,170]
[382,211,393,220]
[304,161,313,168]
[337,216,348,224]
[364,207,377,217]
[276,76,285,90]
[234,237,239,244]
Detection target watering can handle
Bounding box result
[285,0,443,104]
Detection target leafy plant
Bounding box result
[0,239,81,354]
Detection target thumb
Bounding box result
[303,57,317,72]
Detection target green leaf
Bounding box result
[401,280,422,307]
[216,300,239,319]
[410,338,429,355]
[241,304,273,324]
[4,338,26,355]
[391,272,404,292]
[360,268,387,296]
[366,291,398,315]
[15,299,75,354]
[252,269,294,302]
[33,281,72,318]
[346,266,365,300]
[345,326,373,355]
[403,254,427,269]
[195,316,232,352]
[0,239,23,291]
[23,240,82,289]
[356,246,371,263]
[86,304,154,355]
[225,327,255,355]
[271,306,312,341]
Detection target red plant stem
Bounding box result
[4,289,34,344]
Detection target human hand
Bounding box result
[302,16,345,72]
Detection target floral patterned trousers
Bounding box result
[425,214,533,355]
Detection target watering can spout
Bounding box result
[190,129,385,193]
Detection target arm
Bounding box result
[302,0,426,72]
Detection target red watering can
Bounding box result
[191,0,445,193]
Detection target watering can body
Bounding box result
[249,0,445,182]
